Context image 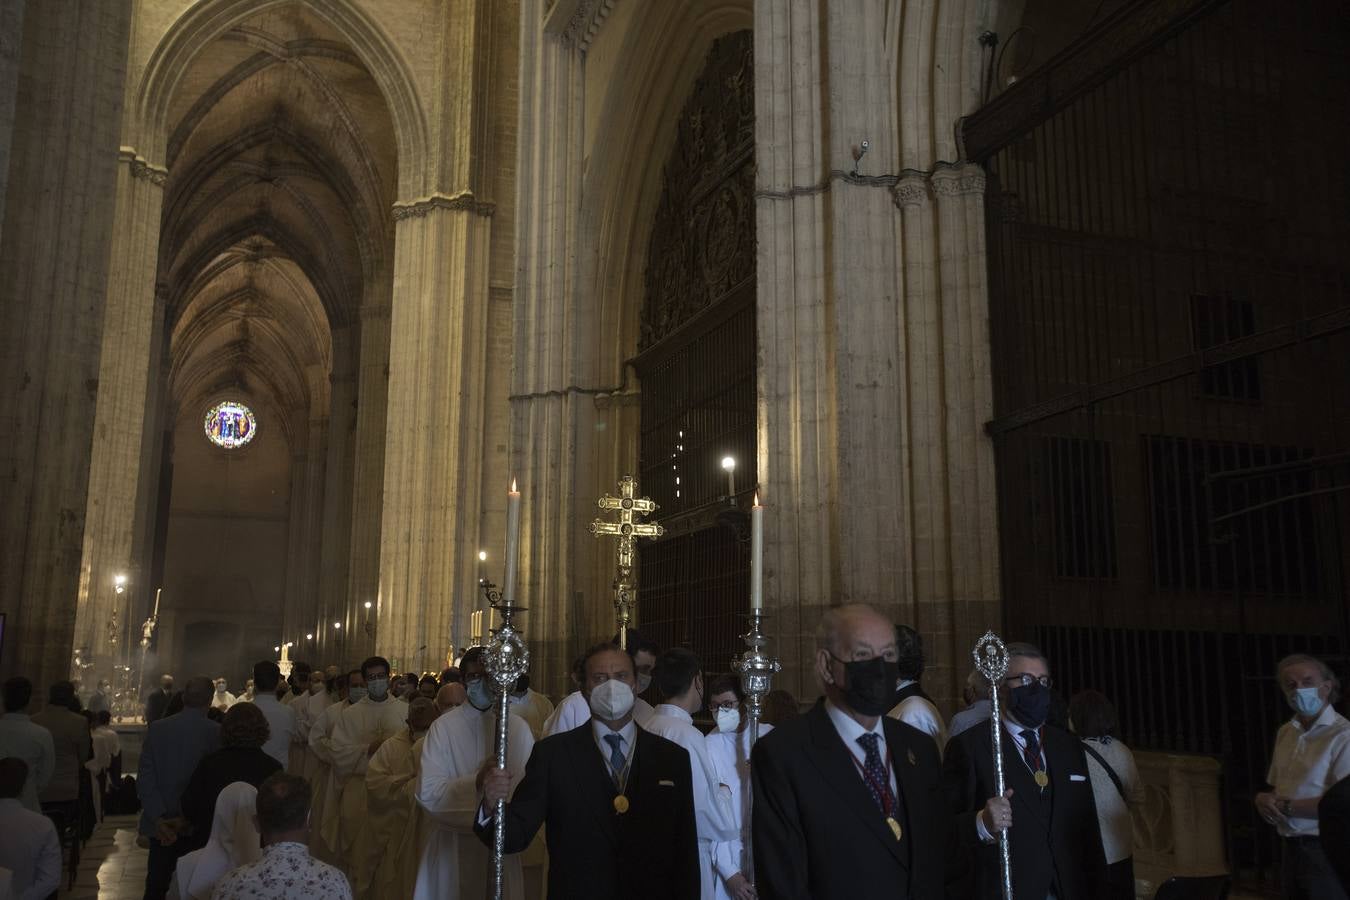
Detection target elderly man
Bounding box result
[435,682,467,714]
[478,642,698,899]
[1256,653,1350,899]
[138,675,221,900]
[943,641,1106,899]
[753,605,954,899]
[367,697,438,900]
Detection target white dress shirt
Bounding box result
[592,717,638,778]
[541,690,655,737]
[887,684,948,752]
[0,797,61,900]
[949,699,993,739]
[244,693,296,766]
[1267,703,1350,837]
[824,700,899,800]
[0,713,55,811]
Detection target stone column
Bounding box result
[0,0,26,249]
[316,330,357,660]
[345,300,391,662]
[507,2,586,696]
[377,199,493,673]
[754,0,999,706]
[0,0,132,688]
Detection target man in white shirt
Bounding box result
[1255,653,1350,900]
[0,757,61,900]
[210,678,236,711]
[885,625,947,753]
[414,649,535,900]
[644,648,740,900]
[246,661,296,767]
[0,677,54,812]
[209,772,352,900]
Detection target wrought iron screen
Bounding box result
[966,0,1350,884]
[634,30,756,673]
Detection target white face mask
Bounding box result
[588,679,636,721]
[715,707,741,733]
[215,683,227,694]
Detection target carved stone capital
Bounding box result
[891,176,930,209]
[119,146,168,186]
[930,163,987,198]
[391,191,495,220]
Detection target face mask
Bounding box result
[366,677,389,701]
[831,656,900,717]
[466,678,494,711]
[216,684,227,694]
[1290,686,1326,718]
[715,707,741,733]
[636,673,653,694]
[348,686,368,704]
[588,679,636,721]
[1008,682,1052,728]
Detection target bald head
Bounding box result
[436,682,467,713]
[814,604,895,658]
[407,697,438,733]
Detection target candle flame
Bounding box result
[754,492,761,506]
[511,478,518,492]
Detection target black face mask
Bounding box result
[1008,682,1051,728]
[832,655,900,717]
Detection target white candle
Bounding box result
[503,479,521,606]
[152,588,161,619]
[750,493,764,610]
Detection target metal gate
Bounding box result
[965,0,1350,884]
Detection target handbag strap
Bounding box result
[1081,740,1128,803]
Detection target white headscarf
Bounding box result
[172,781,263,900]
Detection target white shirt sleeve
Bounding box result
[23,819,61,900]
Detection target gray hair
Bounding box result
[966,668,991,700]
[1276,654,1341,703]
[814,604,884,655]
[1006,642,1049,671]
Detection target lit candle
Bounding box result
[503,479,521,606]
[722,456,736,499]
[152,588,162,619]
[750,493,764,610]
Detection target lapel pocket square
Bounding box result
[1069,774,1087,782]
[658,779,676,787]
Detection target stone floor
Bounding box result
[60,815,146,900]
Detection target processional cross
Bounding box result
[589,475,664,649]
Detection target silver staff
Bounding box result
[973,631,1013,900]
[482,581,529,900]
[733,608,780,883]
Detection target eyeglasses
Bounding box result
[1003,673,1053,689]
[710,701,739,713]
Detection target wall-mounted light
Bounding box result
[364,601,372,610]
[721,456,737,500]
[306,633,314,640]
[114,573,127,595]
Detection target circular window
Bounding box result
[204,401,257,449]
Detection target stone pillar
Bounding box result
[507,2,586,696]
[316,331,357,660]
[345,300,391,662]
[754,0,999,706]
[377,199,492,673]
[0,0,26,249]
[0,0,132,688]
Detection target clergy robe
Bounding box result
[307,698,348,863]
[413,702,535,900]
[705,724,773,900]
[289,688,323,775]
[367,727,428,900]
[210,691,236,712]
[508,690,555,740]
[645,704,741,900]
[540,690,653,737]
[327,695,409,896]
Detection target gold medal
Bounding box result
[613,794,629,814]
[1034,770,1049,789]
[886,816,903,841]
[907,749,917,766]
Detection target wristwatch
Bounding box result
[1279,798,1294,817]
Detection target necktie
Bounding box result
[1020,728,1045,774]
[856,733,890,813]
[603,733,626,787]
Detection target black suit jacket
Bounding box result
[474,721,699,900]
[942,720,1107,900]
[752,699,957,900]
[179,746,283,851]
[1320,774,1350,893]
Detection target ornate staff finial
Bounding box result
[590,475,664,648]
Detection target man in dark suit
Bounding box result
[144,674,174,725]
[1320,774,1350,893]
[752,604,957,900]
[943,642,1107,899]
[478,641,700,899]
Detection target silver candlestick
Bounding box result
[733,609,780,884]
[483,592,528,900]
[973,630,1013,900]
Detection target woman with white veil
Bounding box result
[167,781,262,900]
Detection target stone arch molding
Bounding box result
[133,0,429,196]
